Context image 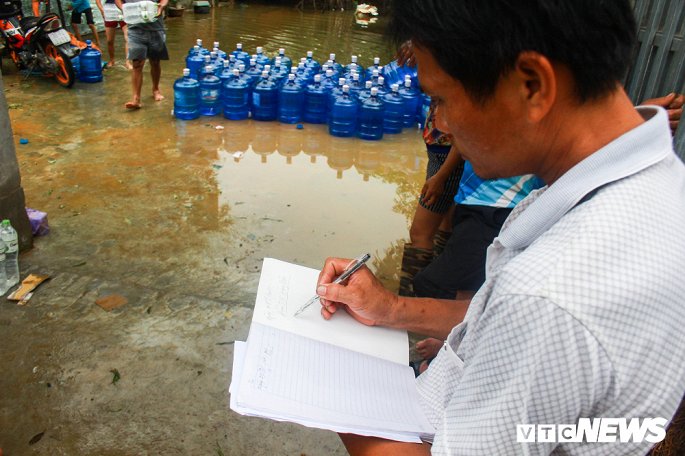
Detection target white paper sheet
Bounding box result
[252,258,409,365]
[232,324,434,442]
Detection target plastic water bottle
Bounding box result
[399,77,421,128]
[199,65,221,116]
[252,70,278,121]
[329,84,358,137]
[0,220,19,289]
[189,38,208,56]
[0,239,8,295]
[210,51,224,76]
[365,56,381,81]
[358,87,384,141]
[328,77,347,111]
[345,55,364,76]
[375,75,388,98]
[222,68,250,120]
[255,46,271,67]
[212,41,227,60]
[358,80,374,104]
[328,53,344,75]
[322,69,337,93]
[303,74,328,124]
[186,45,204,79]
[304,50,320,73]
[78,40,103,83]
[245,58,263,84]
[278,73,304,124]
[173,68,200,120]
[232,42,250,65]
[277,48,292,70]
[383,83,404,134]
[348,72,363,99]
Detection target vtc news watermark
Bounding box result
[517,418,667,443]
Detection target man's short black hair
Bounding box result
[388,0,637,104]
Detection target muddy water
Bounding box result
[3,3,426,300]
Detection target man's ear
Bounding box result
[514,51,556,123]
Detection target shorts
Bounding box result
[71,7,94,24]
[127,27,169,61]
[104,20,126,28]
[413,204,513,298]
[418,144,464,214]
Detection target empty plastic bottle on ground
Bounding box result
[383,83,404,134]
[78,40,103,83]
[278,73,304,123]
[399,77,421,128]
[0,239,8,295]
[199,65,221,116]
[222,68,250,120]
[0,219,19,289]
[329,84,358,137]
[252,70,278,121]
[173,68,200,120]
[358,87,384,141]
[303,74,328,124]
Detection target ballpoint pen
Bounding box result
[293,253,371,317]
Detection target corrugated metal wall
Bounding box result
[627,0,685,159]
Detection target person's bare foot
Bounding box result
[106,61,115,68]
[153,90,164,101]
[125,100,141,110]
[125,61,133,70]
[415,337,443,360]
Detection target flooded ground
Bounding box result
[1,3,427,454]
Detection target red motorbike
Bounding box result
[0,0,78,87]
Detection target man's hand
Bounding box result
[642,92,683,134]
[316,257,397,326]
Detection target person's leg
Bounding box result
[84,9,101,48]
[104,26,116,66]
[126,59,144,109]
[149,59,164,100]
[409,204,447,249]
[433,205,455,256]
[121,24,132,69]
[71,10,82,42]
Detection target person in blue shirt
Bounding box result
[70,0,101,49]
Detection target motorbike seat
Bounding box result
[19,15,39,30]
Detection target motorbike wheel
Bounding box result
[44,43,76,88]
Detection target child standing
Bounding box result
[70,0,102,49]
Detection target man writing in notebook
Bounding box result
[315,1,685,454]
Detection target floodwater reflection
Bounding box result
[3,3,427,296]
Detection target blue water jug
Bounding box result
[399,78,421,128]
[348,72,364,99]
[357,80,374,104]
[222,68,250,120]
[322,69,337,93]
[232,43,251,65]
[328,77,347,111]
[252,70,278,121]
[199,65,221,116]
[303,74,328,124]
[186,45,204,79]
[365,57,382,81]
[278,73,304,124]
[374,76,388,98]
[304,50,320,73]
[382,83,404,134]
[78,40,103,83]
[255,46,271,68]
[174,68,200,120]
[295,62,313,85]
[382,60,418,88]
[210,51,224,76]
[276,48,292,70]
[358,87,384,141]
[212,41,227,61]
[189,38,210,57]
[245,59,263,84]
[327,53,344,75]
[329,85,358,137]
[345,55,364,77]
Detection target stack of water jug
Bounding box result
[173,39,432,140]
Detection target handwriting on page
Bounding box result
[262,274,292,321]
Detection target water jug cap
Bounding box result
[292,66,298,73]
[264,64,271,71]
[238,64,245,71]
[343,84,350,92]
[378,76,385,85]
[338,78,345,85]
[288,73,295,80]
[194,45,200,51]
[86,39,92,46]
[206,65,214,71]
[326,69,333,76]
[372,69,379,76]
[330,53,336,60]
[307,50,313,57]
[405,79,412,87]
[233,68,240,76]
[250,58,256,65]
[275,57,281,64]
[351,55,358,62]
[300,57,307,62]
[378,65,383,71]
[261,70,269,78]
[257,46,263,54]
[214,41,219,48]
[279,48,285,54]
[365,80,373,88]
[197,39,202,45]
[183,68,190,76]
[210,51,216,58]
[353,73,360,80]
[236,42,242,49]
[1,220,8,225]
[314,74,321,82]
[391,83,399,91]
[205,55,211,62]
[374,56,380,64]
[371,87,378,96]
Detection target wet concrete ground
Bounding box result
[1,4,427,454]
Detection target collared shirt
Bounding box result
[417,107,685,455]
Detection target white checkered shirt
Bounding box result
[417,107,685,455]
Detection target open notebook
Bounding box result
[229,258,435,442]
